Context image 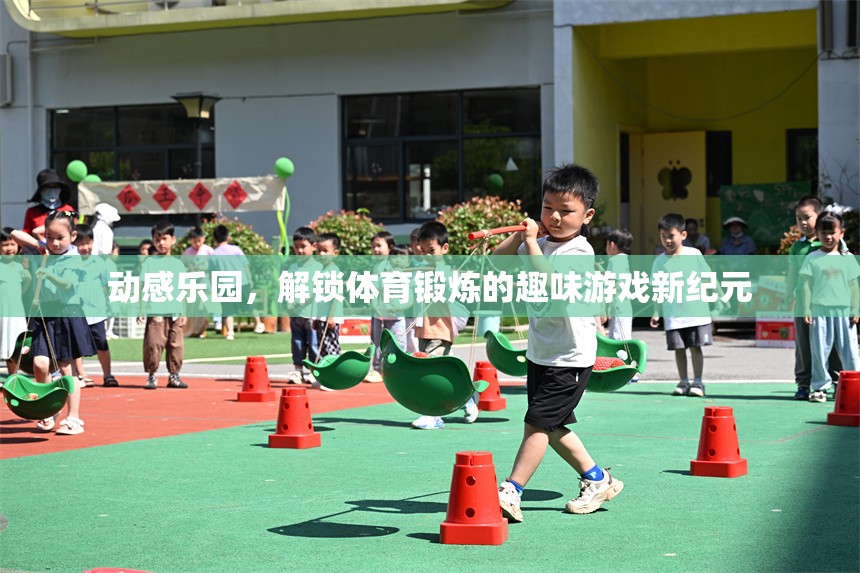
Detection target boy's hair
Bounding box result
[292,226,317,244]
[74,223,94,242]
[151,219,175,238]
[606,228,633,254]
[373,231,395,250]
[815,212,843,233]
[417,221,449,246]
[317,232,341,250]
[391,244,409,255]
[188,227,206,239]
[543,163,599,209]
[410,227,422,242]
[0,227,13,242]
[684,218,699,229]
[213,224,230,244]
[795,195,823,213]
[657,213,686,233]
[139,239,153,248]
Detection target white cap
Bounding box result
[722,216,747,228]
[94,203,120,224]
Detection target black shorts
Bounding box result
[665,324,713,350]
[525,360,592,432]
[88,320,109,352]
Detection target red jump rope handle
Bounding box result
[468,225,527,241]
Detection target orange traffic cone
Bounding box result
[828,371,860,427]
[237,356,276,402]
[440,451,508,545]
[475,361,506,411]
[268,388,321,449]
[690,406,748,478]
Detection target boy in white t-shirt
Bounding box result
[493,163,623,524]
[650,213,714,397]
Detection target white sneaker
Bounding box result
[364,370,383,384]
[254,323,266,334]
[56,416,85,435]
[672,380,690,396]
[311,380,334,392]
[498,481,523,523]
[286,370,304,384]
[36,417,55,431]
[688,381,705,397]
[411,416,444,430]
[564,469,624,514]
[226,334,235,341]
[463,393,479,424]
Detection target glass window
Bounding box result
[787,128,818,192]
[53,108,115,148]
[405,141,459,220]
[51,104,216,193]
[464,136,541,215]
[343,87,541,223]
[346,145,400,219]
[344,92,458,138]
[118,105,194,146]
[464,89,540,134]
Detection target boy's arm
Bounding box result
[850,280,859,322]
[492,231,523,255]
[800,275,812,322]
[11,230,40,251]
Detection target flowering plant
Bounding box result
[436,196,526,255]
[309,209,384,255]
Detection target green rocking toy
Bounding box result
[303,345,375,391]
[380,329,489,416]
[483,330,648,393]
[2,373,75,421]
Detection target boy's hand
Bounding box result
[521,218,540,242]
[804,316,813,325]
[851,316,859,325]
[650,316,660,329]
[177,317,187,327]
[136,316,145,325]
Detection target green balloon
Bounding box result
[275,157,295,179]
[66,160,88,183]
[486,173,504,192]
[83,174,101,183]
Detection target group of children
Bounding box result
[2,161,856,529]
[284,222,479,427]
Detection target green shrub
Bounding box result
[436,196,526,255]
[309,209,384,255]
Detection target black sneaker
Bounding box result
[793,386,810,400]
[144,374,157,390]
[103,375,119,388]
[167,374,188,389]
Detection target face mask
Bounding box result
[730,231,744,238]
[40,188,61,210]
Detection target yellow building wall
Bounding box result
[572,27,648,227]
[570,10,817,237]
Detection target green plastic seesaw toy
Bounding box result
[589,332,648,392]
[380,329,489,416]
[1,373,75,420]
[484,331,527,377]
[303,345,375,391]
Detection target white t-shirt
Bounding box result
[651,246,712,331]
[518,235,597,368]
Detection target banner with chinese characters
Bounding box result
[77,176,285,215]
[8,255,858,319]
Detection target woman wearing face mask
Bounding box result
[718,216,756,255]
[23,169,76,239]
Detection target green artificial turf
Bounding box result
[1,383,856,573]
